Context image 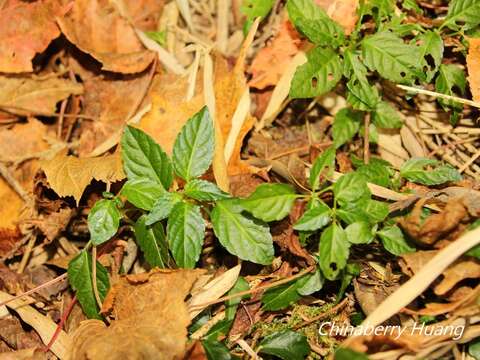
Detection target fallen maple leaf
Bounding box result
[0,76,83,116]
[467,37,480,103]
[56,0,155,74]
[70,269,203,360]
[41,152,125,203]
[0,0,62,73]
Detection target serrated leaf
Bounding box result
[239,183,298,222]
[362,199,390,223]
[290,47,342,99]
[362,31,422,84]
[88,199,121,246]
[211,200,274,265]
[318,223,349,280]
[134,215,170,268]
[345,221,374,244]
[373,101,403,129]
[121,126,173,189]
[400,157,462,185]
[297,268,324,296]
[414,31,444,82]
[378,225,415,255]
[333,172,371,206]
[120,179,165,211]
[309,146,336,191]
[225,277,250,320]
[167,202,205,268]
[172,106,214,180]
[339,198,389,224]
[287,0,345,47]
[184,179,230,201]
[435,64,466,122]
[202,340,237,360]
[356,161,392,187]
[241,0,275,19]
[443,0,480,30]
[262,280,302,311]
[145,192,182,225]
[67,250,110,319]
[258,330,310,360]
[333,108,361,148]
[293,202,331,231]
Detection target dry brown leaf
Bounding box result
[467,37,480,102]
[249,19,301,90]
[41,152,125,203]
[0,0,62,73]
[56,0,155,74]
[70,269,203,360]
[0,181,23,231]
[0,348,48,360]
[399,198,469,246]
[122,0,165,31]
[435,259,480,295]
[0,228,24,261]
[0,76,83,116]
[35,208,74,242]
[78,74,151,155]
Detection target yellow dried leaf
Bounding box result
[467,38,480,102]
[41,153,125,203]
[70,269,203,360]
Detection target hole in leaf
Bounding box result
[327,72,334,81]
[424,54,435,69]
[400,71,406,78]
[330,263,337,271]
[311,77,318,88]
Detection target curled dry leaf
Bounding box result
[399,198,469,246]
[41,152,125,203]
[56,0,155,74]
[467,38,480,103]
[0,76,83,116]
[0,0,62,73]
[70,269,203,360]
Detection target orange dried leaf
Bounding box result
[0,0,62,73]
[56,0,155,74]
[315,0,359,35]
[467,38,480,102]
[41,153,125,203]
[70,269,203,360]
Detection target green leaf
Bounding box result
[297,268,324,296]
[241,0,275,20]
[339,198,389,225]
[362,199,390,223]
[333,108,361,148]
[333,172,371,206]
[226,277,250,320]
[414,31,443,82]
[202,340,237,360]
[356,162,391,188]
[335,347,370,360]
[120,179,164,211]
[211,200,274,265]
[293,202,331,231]
[443,0,480,30]
[184,179,231,201]
[262,281,302,311]
[337,263,360,300]
[88,199,121,246]
[121,126,173,190]
[345,221,374,244]
[134,215,170,268]
[204,320,234,342]
[67,250,110,319]
[287,0,345,47]
[362,31,422,84]
[258,330,310,360]
[145,30,166,46]
[468,338,480,360]
[319,223,349,280]
[343,50,380,111]
[239,183,298,222]
[378,225,415,255]
[145,192,182,225]
[290,47,342,99]
[172,106,214,180]
[435,64,466,122]
[400,157,462,185]
[403,0,423,14]
[309,146,336,191]
[167,202,205,268]
[373,101,403,129]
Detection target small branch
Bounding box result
[91,246,103,310]
[397,84,480,109]
[237,339,261,360]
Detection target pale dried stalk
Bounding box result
[397,84,480,109]
[361,226,480,328]
[216,0,229,53]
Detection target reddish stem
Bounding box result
[44,296,77,353]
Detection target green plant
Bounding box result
[286,0,471,126]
